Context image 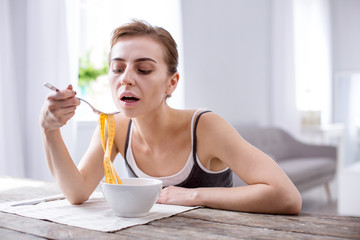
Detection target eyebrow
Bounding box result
[111,57,157,63]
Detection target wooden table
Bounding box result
[1,176,359,239]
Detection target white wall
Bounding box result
[181,0,272,127]
[331,0,360,72]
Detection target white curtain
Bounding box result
[0,0,26,177]
[270,0,332,137]
[0,0,76,180]
[293,0,332,125]
[270,0,300,137]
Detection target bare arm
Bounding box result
[39,85,110,204]
[157,113,302,214]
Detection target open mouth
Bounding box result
[121,96,140,103]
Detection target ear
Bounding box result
[165,73,179,96]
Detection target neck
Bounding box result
[132,105,177,148]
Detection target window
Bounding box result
[293,0,331,126]
[75,0,184,121]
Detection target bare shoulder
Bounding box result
[196,111,236,136]
[196,111,245,153]
[195,111,247,169]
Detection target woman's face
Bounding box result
[108,36,176,117]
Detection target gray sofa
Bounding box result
[233,127,337,198]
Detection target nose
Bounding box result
[120,69,135,86]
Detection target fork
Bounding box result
[43,83,120,115]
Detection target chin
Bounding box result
[120,108,140,118]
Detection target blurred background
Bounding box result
[1,0,359,213]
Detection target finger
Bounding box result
[60,105,78,115]
[47,98,79,117]
[48,107,76,126]
[63,111,76,120]
[48,86,77,101]
[66,84,73,90]
[55,112,75,126]
[47,97,80,113]
[57,97,80,108]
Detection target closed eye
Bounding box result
[112,68,124,73]
[137,69,152,75]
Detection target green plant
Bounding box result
[78,51,108,88]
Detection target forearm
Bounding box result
[41,129,89,204]
[158,183,300,214]
[194,184,301,214]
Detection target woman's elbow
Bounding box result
[285,196,302,215]
[66,194,89,205]
[68,199,86,205]
[280,188,302,215]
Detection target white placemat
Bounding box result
[0,192,197,232]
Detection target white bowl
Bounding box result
[101,178,163,217]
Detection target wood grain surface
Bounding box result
[1,176,359,240]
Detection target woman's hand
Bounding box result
[157,186,200,207]
[40,84,80,131]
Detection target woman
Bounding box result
[40,20,302,214]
